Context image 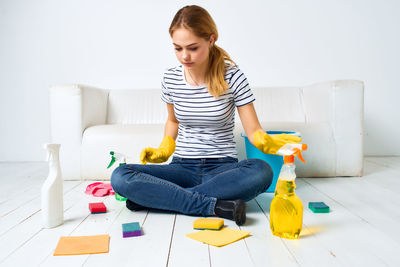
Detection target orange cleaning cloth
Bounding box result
[53,234,110,256]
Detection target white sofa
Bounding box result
[49,80,364,180]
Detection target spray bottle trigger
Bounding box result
[107,156,116,168]
[107,151,116,169]
[294,148,306,163]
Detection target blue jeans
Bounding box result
[111,157,272,216]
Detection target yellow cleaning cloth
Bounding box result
[186,227,250,247]
[193,218,224,230]
[53,234,110,256]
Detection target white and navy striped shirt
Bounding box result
[161,64,255,158]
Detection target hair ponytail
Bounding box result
[169,5,236,98]
[206,44,236,97]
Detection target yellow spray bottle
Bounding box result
[270,143,307,239]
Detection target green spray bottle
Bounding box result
[107,151,128,201]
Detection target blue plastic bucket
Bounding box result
[242,131,300,193]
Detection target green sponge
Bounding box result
[309,202,330,213]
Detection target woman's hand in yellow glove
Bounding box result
[140,135,176,164]
[253,131,301,155]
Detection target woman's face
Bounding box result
[172,27,213,70]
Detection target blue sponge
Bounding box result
[122,222,142,238]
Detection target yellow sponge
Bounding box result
[193,218,224,230]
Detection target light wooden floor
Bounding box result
[0,157,400,267]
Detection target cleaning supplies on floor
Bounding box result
[85,182,115,197]
[193,218,224,230]
[89,202,107,213]
[309,202,330,213]
[53,234,110,256]
[270,144,307,239]
[186,227,250,247]
[122,222,142,237]
[41,143,64,228]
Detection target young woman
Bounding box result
[111,5,300,226]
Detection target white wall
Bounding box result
[0,0,399,161]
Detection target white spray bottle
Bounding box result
[41,143,64,228]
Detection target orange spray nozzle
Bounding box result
[279,143,308,163]
[293,144,307,163]
[283,155,295,163]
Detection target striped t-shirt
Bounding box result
[161,64,255,158]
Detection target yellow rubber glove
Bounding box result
[253,131,302,155]
[140,135,176,164]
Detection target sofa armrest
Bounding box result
[303,80,364,176]
[331,80,364,176]
[236,80,364,177]
[49,84,108,179]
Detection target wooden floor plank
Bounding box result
[243,197,299,267]
[84,209,177,267]
[167,213,210,267]
[81,207,149,267]
[39,189,123,267]
[77,205,177,267]
[0,164,49,216]
[0,181,88,265]
[300,178,400,267]
[1,157,400,266]
[298,178,400,266]
[365,157,400,173]
[256,187,342,267]
[362,159,400,195]
[0,180,80,236]
[0,162,47,204]
[0,183,102,267]
[303,174,400,243]
[208,214,254,267]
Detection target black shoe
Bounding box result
[214,199,246,226]
[126,199,147,211]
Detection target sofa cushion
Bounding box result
[252,87,306,123]
[82,121,338,180]
[107,90,167,124]
[81,124,165,179]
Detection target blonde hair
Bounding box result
[169,5,236,98]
